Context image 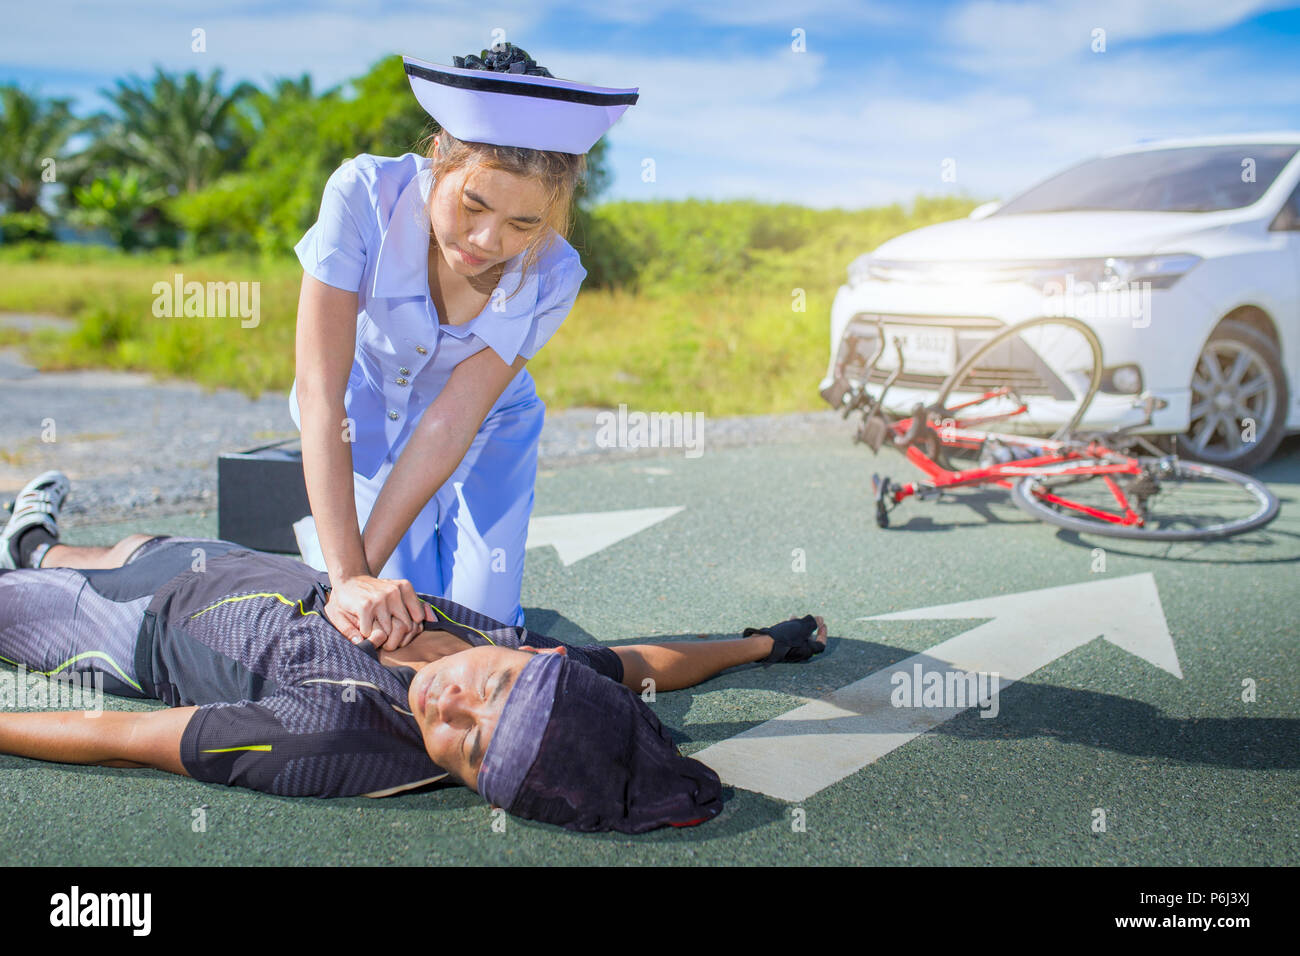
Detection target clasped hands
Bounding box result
[323,574,433,650]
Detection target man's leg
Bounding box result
[39,534,160,570]
[3,471,158,571]
[0,560,154,699]
[0,533,240,700]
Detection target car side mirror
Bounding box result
[968,200,1002,221]
[1268,187,1300,231]
[1268,203,1299,231]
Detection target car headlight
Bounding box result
[1025,254,1201,293]
[846,253,876,288]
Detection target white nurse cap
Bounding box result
[402,45,639,156]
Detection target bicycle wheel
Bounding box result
[1010,457,1279,540]
[935,316,1103,441]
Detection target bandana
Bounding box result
[478,653,724,833]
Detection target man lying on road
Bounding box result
[0,471,828,833]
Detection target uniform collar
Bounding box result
[371,159,541,365]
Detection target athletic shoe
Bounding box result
[0,470,71,570]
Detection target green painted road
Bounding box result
[3,434,1297,865]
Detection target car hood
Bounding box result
[872,209,1251,261]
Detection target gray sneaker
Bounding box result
[1,470,71,570]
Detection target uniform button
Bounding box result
[395,377,409,386]
[398,367,410,376]
[415,346,428,354]
[387,410,399,420]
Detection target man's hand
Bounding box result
[323,575,431,650]
[742,614,828,663]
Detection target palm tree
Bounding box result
[0,86,84,212]
[93,68,257,195]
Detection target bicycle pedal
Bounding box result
[859,415,888,452]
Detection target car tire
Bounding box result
[1181,319,1289,472]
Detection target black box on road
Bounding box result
[217,440,310,553]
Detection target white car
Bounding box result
[820,133,1300,470]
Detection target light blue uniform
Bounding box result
[289,152,587,627]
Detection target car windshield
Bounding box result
[994,144,1299,214]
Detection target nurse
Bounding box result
[290,44,638,648]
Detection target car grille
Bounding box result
[835,314,1065,398]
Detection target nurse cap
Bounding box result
[402,44,639,155]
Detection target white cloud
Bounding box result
[0,2,550,92]
[2,0,1296,208]
[942,0,1292,70]
[553,0,904,26]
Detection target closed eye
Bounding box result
[464,673,493,768]
[467,671,496,770]
[463,203,535,230]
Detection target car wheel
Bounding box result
[1182,319,1288,471]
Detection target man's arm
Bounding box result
[0,707,196,775]
[613,616,827,693]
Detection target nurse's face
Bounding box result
[428,152,550,276]
[407,644,567,791]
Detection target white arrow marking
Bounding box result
[692,573,1180,802]
[526,506,684,566]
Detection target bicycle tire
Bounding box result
[935,316,1104,440]
[1010,458,1280,540]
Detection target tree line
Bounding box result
[0,55,613,255]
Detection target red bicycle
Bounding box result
[824,316,1279,540]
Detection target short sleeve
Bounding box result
[521,630,624,684]
[294,158,373,293]
[516,253,588,361]
[180,689,440,798]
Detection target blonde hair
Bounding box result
[418,128,586,301]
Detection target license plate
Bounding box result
[876,325,956,376]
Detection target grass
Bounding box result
[0,196,979,414]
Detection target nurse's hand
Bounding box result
[324,575,429,650]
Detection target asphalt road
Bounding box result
[2,430,1297,866]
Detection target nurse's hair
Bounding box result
[417,128,585,302]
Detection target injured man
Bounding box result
[0,471,827,834]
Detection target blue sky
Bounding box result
[3,0,1299,208]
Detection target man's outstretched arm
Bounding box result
[612,616,827,693]
[0,707,196,774]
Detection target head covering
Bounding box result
[402,43,639,155]
[478,653,724,833]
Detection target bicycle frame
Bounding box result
[882,404,1148,528]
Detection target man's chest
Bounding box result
[377,629,475,669]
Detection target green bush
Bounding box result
[0,211,54,243]
[0,194,982,410]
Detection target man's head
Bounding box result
[406,643,563,790]
[407,644,724,833]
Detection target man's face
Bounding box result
[407,644,563,791]
[428,152,549,277]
